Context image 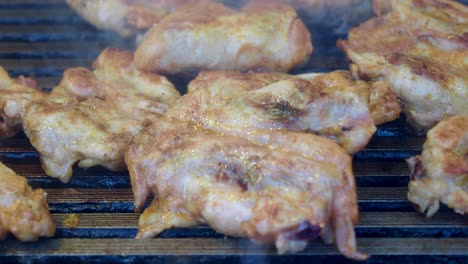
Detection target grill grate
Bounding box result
[0,1,467,263]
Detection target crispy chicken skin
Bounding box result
[67,0,377,36]
[134,0,312,74]
[66,0,195,37]
[126,119,367,260]
[0,162,55,241]
[407,115,468,217]
[338,0,468,131]
[22,48,180,182]
[165,70,400,154]
[0,67,44,138]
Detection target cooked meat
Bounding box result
[407,115,468,217]
[67,0,378,37]
[126,119,367,260]
[165,70,400,154]
[338,0,468,131]
[66,0,194,37]
[0,162,55,241]
[298,72,401,126]
[372,0,394,15]
[22,48,180,182]
[0,67,44,138]
[135,0,312,74]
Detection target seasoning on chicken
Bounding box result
[338,0,468,131]
[22,48,180,183]
[407,115,468,217]
[0,67,44,139]
[165,70,400,154]
[0,162,55,241]
[126,119,367,260]
[134,0,312,74]
[66,0,195,37]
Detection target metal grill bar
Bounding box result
[1,238,467,256]
[46,212,467,238]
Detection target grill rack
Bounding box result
[0,1,467,263]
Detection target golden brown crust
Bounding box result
[0,162,55,241]
[340,0,468,64]
[134,0,312,74]
[23,48,180,182]
[426,116,468,176]
[368,80,401,125]
[94,47,134,69]
[54,68,106,100]
[339,0,468,131]
[165,70,399,154]
[126,118,367,260]
[386,53,452,88]
[0,67,44,138]
[287,16,313,69]
[126,4,162,29]
[66,0,196,37]
[407,115,468,217]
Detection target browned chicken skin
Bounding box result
[135,0,312,74]
[67,0,379,36]
[407,115,468,217]
[66,0,196,37]
[126,119,367,260]
[22,48,180,182]
[339,0,468,131]
[165,70,400,154]
[0,162,55,241]
[0,67,44,139]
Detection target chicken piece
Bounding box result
[22,48,180,182]
[135,0,312,74]
[0,162,55,241]
[165,70,400,154]
[338,0,468,131]
[299,72,401,126]
[66,0,195,37]
[372,0,394,15]
[67,0,378,37]
[407,115,468,217]
[126,119,367,260]
[0,67,44,138]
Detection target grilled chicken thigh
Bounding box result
[126,119,367,260]
[0,162,55,241]
[165,70,400,154]
[338,0,468,131]
[135,0,312,74]
[0,67,44,138]
[66,0,194,37]
[407,115,468,217]
[22,48,180,182]
[67,0,378,37]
